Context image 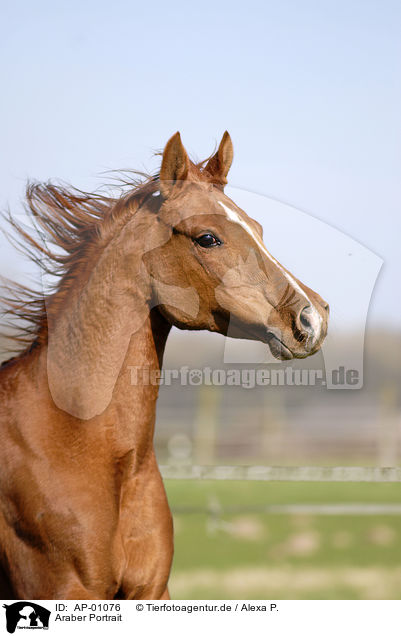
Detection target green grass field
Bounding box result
[165,480,401,599]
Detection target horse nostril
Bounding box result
[299,306,315,334]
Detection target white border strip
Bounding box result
[160,465,401,482]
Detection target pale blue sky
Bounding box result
[0,0,400,327]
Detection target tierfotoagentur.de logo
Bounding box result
[2,603,51,634]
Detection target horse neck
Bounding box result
[36,204,171,456]
[96,308,171,459]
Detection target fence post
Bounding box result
[194,385,221,465]
[261,389,286,462]
[378,385,399,467]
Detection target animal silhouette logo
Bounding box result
[2,602,50,633]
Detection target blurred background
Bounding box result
[1,0,400,599]
[159,329,401,599]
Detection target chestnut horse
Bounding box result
[0,132,328,599]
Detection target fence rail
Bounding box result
[171,503,401,515]
[161,465,401,482]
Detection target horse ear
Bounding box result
[160,132,189,197]
[204,131,234,186]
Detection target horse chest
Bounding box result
[113,466,173,598]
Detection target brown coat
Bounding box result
[0,132,328,599]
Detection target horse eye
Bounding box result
[195,233,221,248]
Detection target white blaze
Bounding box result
[218,200,322,337]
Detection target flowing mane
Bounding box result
[0,157,216,361]
[0,132,329,600]
[0,175,152,358]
